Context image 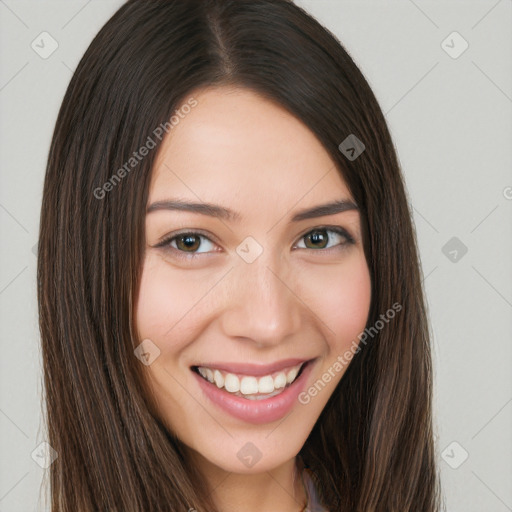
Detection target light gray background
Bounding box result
[1,1,511,510]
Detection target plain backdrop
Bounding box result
[0,1,511,510]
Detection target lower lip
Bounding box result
[192,360,315,425]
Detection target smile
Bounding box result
[190,358,316,424]
[193,362,305,400]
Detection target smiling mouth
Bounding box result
[191,361,309,400]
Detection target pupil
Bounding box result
[179,234,200,251]
[308,230,327,249]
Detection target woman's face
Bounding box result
[135,86,372,474]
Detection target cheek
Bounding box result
[135,255,202,351]
[303,252,372,350]
[136,257,174,341]
[134,255,206,420]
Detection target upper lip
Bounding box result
[191,357,312,376]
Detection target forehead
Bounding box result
[149,86,353,216]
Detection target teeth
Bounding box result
[196,362,305,398]
[213,369,224,388]
[258,375,274,394]
[240,376,258,395]
[242,388,284,400]
[274,372,287,389]
[286,367,299,384]
[224,373,240,393]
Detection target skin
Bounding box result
[135,86,372,512]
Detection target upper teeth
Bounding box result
[197,363,304,396]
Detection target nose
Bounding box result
[218,255,303,347]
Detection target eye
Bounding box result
[294,226,354,251]
[154,225,355,261]
[155,231,219,258]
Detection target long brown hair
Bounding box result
[37,0,442,510]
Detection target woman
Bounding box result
[37,0,442,510]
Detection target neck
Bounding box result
[187,450,308,512]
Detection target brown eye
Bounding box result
[296,226,354,251]
[156,231,217,257]
[304,229,329,249]
[175,234,202,252]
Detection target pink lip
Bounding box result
[191,357,308,376]
[192,359,315,424]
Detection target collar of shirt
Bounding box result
[302,468,329,512]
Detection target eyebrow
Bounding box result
[146,198,358,222]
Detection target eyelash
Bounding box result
[154,225,355,261]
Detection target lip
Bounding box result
[192,358,316,424]
[190,357,308,376]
